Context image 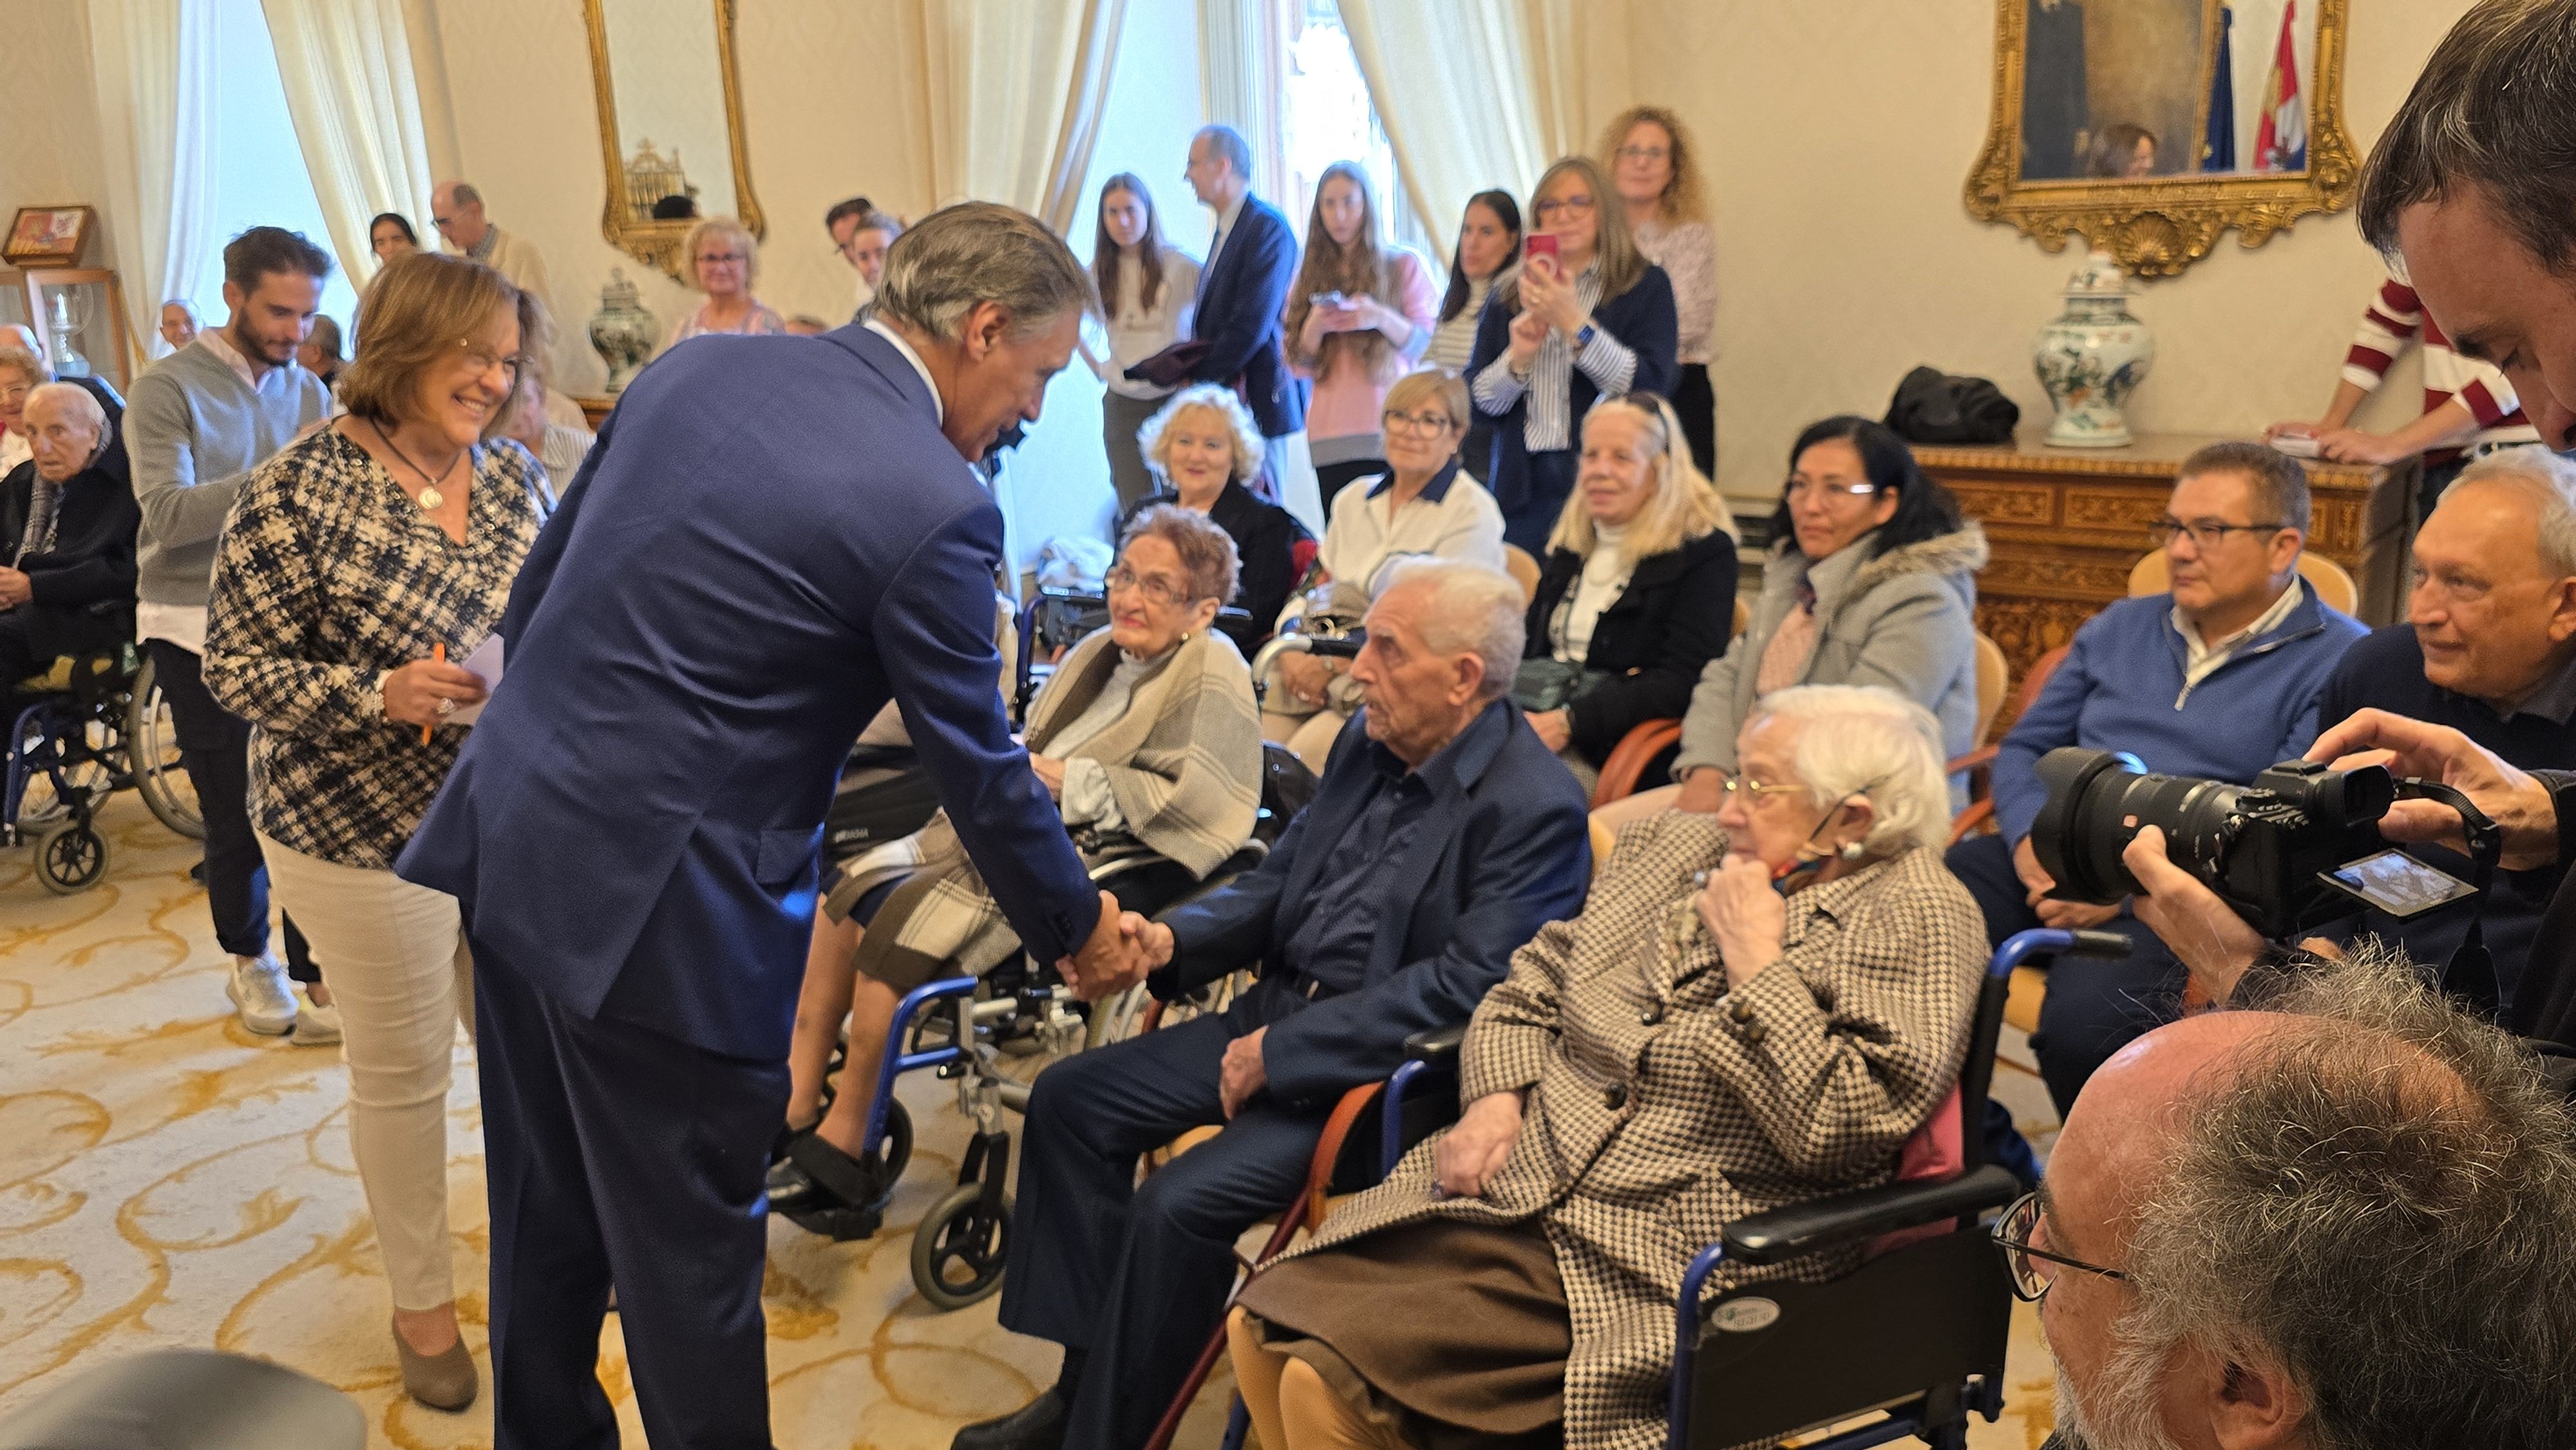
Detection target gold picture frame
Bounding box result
[1964,0,2357,277]
[583,0,764,282]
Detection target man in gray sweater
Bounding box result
[126,226,336,1042]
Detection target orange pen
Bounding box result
[422,641,444,744]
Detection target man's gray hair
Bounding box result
[2357,0,2576,270]
[873,201,1091,344]
[26,381,105,433]
[1376,558,1524,702]
[1194,125,1252,180]
[1742,685,1953,854]
[2119,948,2576,1449]
[2449,446,2576,578]
[446,180,482,207]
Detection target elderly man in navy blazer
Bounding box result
[1184,125,1303,464]
[397,203,1149,1450]
[957,558,1594,1450]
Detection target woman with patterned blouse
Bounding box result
[1602,106,1719,477]
[1225,684,1985,1450]
[205,252,549,1415]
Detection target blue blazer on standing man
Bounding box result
[1189,195,1305,439]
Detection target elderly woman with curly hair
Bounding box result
[1123,381,1306,656]
[770,504,1267,1233]
[1226,683,1988,1450]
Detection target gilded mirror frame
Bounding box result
[584,0,765,281]
[1964,0,2356,276]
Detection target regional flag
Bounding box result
[2253,1,2307,173]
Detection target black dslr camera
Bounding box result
[2028,748,2488,939]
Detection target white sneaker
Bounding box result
[226,956,298,1036]
[290,991,342,1046]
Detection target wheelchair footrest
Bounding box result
[781,1199,886,1242]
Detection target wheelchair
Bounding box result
[6,635,201,894]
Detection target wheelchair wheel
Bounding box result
[33,818,108,894]
[911,1183,1011,1310]
[874,1098,915,1185]
[127,657,204,840]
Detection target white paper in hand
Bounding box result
[446,634,504,726]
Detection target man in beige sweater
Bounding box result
[431,180,551,312]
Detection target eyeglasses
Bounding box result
[1615,144,1670,164]
[696,252,747,267]
[1383,409,1457,435]
[2147,518,2286,551]
[457,340,524,389]
[1713,770,1809,805]
[1106,565,1195,606]
[1533,194,1596,219]
[1783,476,1880,502]
[1991,1191,2130,1303]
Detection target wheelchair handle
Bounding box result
[1990,927,2128,979]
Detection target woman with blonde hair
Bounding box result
[1601,104,1719,475]
[1519,391,1738,791]
[665,215,786,348]
[204,251,554,1413]
[1285,162,1439,514]
[1126,382,1305,656]
[1468,156,1678,553]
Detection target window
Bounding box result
[182,0,361,334]
[1278,0,1439,274]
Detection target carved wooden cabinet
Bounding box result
[1911,433,2408,687]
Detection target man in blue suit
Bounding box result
[395,203,1149,1450]
[956,560,1594,1450]
[1184,125,1303,476]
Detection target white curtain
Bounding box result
[915,0,1130,231]
[1197,0,1293,210]
[1336,0,1620,244]
[88,0,216,360]
[258,0,441,294]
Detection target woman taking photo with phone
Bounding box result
[1468,156,1679,554]
[1284,162,1439,514]
[1603,106,1718,475]
[1086,173,1200,510]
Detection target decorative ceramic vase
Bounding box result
[2032,249,2154,448]
[588,268,658,394]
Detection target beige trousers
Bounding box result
[1228,1307,1410,1450]
[257,832,475,1312]
[1260,708,1353,777]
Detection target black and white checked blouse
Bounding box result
[205,428,545,870]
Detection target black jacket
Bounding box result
[1190,197,1305,437]
[1,457,140,659]
[1121,480,1309,657]
[1524,527,1738,765]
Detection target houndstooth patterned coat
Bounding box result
[1271,813,1988,1450]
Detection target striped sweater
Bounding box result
[2343,274,2538,462]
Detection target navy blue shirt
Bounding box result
[1278,704,1501,994]
[2315,623,2576,1013]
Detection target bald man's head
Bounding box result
[2043,950,2576,1449]
[24,382,105,479]
[431,180,489,252]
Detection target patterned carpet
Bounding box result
[0,789,2064,1448]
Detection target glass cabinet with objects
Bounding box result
[21,268,133,393]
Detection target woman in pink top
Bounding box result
[1284,162,1438,515]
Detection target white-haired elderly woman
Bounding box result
[664,215,788,348]
[1124,381,1305,658]
[1225,683,1988,1450]
[770,503,1267,1230]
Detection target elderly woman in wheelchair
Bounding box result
[1226,684,1987,1450]
[770,504,1267,1236]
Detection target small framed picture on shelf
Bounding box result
[5,206,95,267]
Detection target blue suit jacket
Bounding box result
[1153,700,1591,1105]
[1191,196,1304,437]
[395,326,1097,1059]
[1466,266,1679,524]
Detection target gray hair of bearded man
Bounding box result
[1374,558,1525,702]
[1740,684,1953,854]
[2114,946,2576,1450]
[871,201,1092,345]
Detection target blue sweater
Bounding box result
[1993,588,2367,845]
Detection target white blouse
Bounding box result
[1096,250,1203,400]
[1553,522,1633,663]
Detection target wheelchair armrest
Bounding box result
[1403,1022,1467,1064]
[1718,1164,2023,1266]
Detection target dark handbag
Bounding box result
[1511,657,1609,714]
[1884,366,2021,444]
[1125,339,1211,390]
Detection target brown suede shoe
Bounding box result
[393,1321,478,1411]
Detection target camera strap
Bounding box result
[2401,778,2504,1015]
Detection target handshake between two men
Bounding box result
[1054,896,1276,1118]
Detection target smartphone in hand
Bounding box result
[1524,234,1559,267]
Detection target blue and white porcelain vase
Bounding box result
[2032,249,2154,448]
[588,267,658,395]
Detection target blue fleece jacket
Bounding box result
[1992,587,2367,845]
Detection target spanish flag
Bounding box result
[2253,1,2307,173]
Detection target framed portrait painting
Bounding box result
[5,206,96,268]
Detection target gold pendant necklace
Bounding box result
[370,420,462,513]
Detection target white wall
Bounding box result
[1626,0,2476,505]
[0,0,113,335]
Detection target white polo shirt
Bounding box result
[1276,460,1508,628]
